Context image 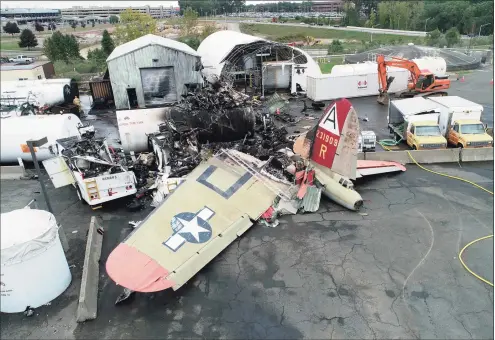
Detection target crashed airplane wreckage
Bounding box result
[106,98,406,294]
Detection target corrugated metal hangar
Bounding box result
[106,34,203,110]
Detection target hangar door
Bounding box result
[140,67,177,106]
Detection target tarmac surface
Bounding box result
[1,161,493,339]
[0,65,493,340]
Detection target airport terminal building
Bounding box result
[0,8,61,24]
[61,5,178,21]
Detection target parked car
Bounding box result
[8,55,34,64]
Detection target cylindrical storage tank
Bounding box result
[351,63,376,75]
[1,209,72,313]
[1,78,79,107]
[0,114,82,163]
[331,64,355,76]
[412,57,447,76]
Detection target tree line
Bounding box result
[178,0,493,36]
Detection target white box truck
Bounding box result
[426,96,493,148]
[388,97,447,150]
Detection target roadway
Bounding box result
[208,19,472,39]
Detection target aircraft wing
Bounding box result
[294,98,360,180]
[106,150,286,293]
[355,160,406,178]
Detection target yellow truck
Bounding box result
[447,119,493,148]
[427,96,493,148]
[406,121,448,150]
[388,97,447,150]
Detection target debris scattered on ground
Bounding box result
[58,130,130,180]
[115,288,135,305]
[24,306,34,317]
[128,221,142,228]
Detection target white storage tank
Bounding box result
[0,114,83,163]
[1,78,79,108]
[117,107,171,153]
[307,66,409,102]
[412,57,447,76]
[1,209,71,313]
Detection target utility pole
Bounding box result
[425,17,431,32]
[479,23,491,37]
[371,24,380,42]
[27,137,69,253]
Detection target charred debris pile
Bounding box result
[122,80,323,210]
[148,81,303,179]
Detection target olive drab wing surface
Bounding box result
[106,150,285,293]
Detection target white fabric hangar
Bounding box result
[197,30,322,93]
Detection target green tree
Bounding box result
[3,22,20,36]
[81,21,86,28]
[34,22,44,32]
[44,31,81,62]
[342,1,359,26]
[181,7,199,37]
[368,12,377,28]
[71,21,77,31]
[87,47,108,71]
[18,29,38,50]
[92,21,95,28]
[445,27,460,47]
[426,28,442,46]
[109,15,119,24]
[114,9,156,44]
[200,23,218,40]
[101,29,115,56]
[328,40,344,53]
[177,36,201,50]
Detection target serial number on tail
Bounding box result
[316,130,339,147]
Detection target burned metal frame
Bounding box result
[218,40,309,93]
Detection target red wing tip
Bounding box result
[106,243,175,293]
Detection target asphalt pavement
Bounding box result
[0,63,493,340]
[1,160,492,339]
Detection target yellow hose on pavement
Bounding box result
[458,235,494,287]
[405,150,494,195]
[378,141,494,286]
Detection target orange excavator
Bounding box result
[376,54,451,105]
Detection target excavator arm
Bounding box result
[376,54,450,105]
[377,55,423,92]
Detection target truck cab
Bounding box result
[447,119,493,148]
[406,121,447,150]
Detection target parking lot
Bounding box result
[1,159,493,339]
[0,67,493,339]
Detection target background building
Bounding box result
[0,8,61,24]
[61,5,177,21]
[311,0,344,13]
[106,34,203,110]
[0,61,55,81]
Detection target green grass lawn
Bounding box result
[1,39,43,51]
[240,23,424,44]
[0,40,21,50]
